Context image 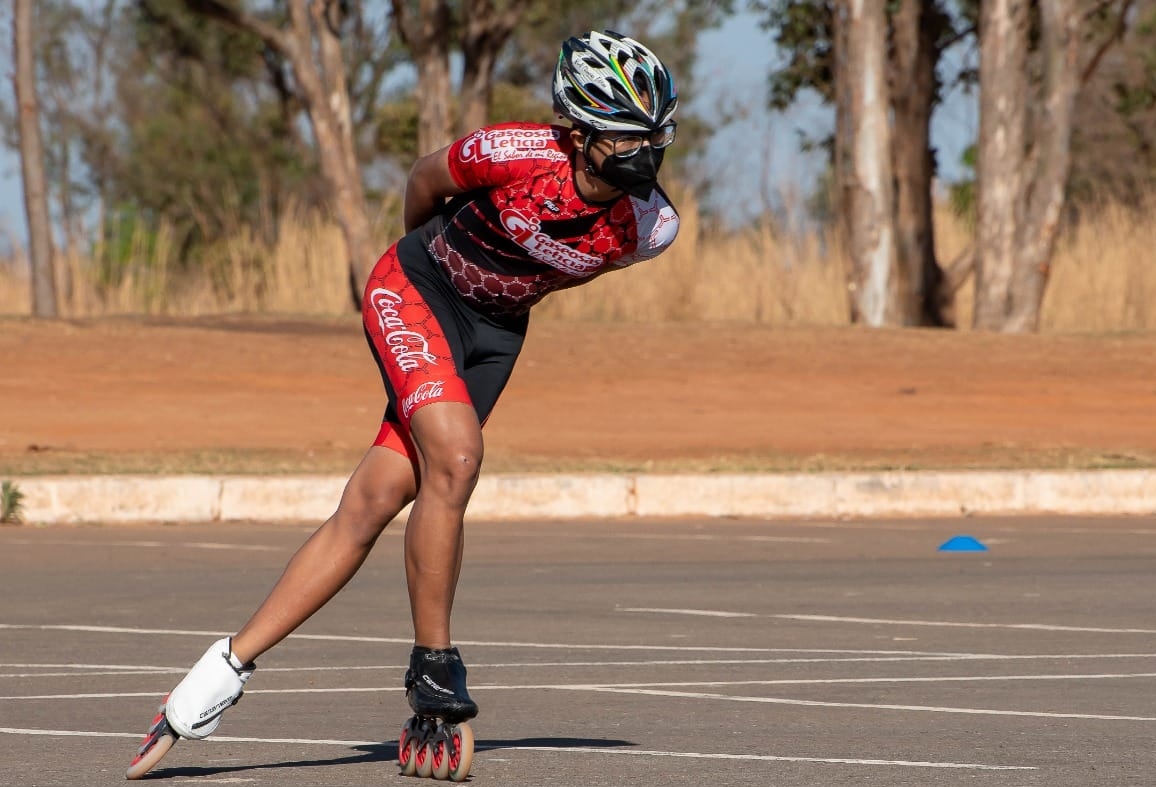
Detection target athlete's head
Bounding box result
[552,30,678,199]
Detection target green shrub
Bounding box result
[1,480,24,525]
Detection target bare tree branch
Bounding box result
[1080,0,1135,85]
[183,0,291,53]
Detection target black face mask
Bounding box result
[593,145,665,200]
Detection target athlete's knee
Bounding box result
[335,476,414,545]
[422,441,483,502]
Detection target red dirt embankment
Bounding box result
[3,316,1156,475]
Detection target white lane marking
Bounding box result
[0,728,1032,770]
[8,654,1156,679]
[0,688,406,699]
[989,526,1156,536]
[619,607,758,618]
[610,533,833,544]
[624,608,1156,634]
[730,522,1156,536]
[0,624,930,652]
[4,652,1156,681]
[775,614,1156,634]
[0,663,173,670]
[562,672,1156,687]
[0,663,179,678]
[498,745,1033,770]
[1,539,281,551]
[0,727,378,745]
[8,671,1156,700]
[585,687,1156,721]
[0,670,184,678]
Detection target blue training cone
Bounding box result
[938,535,988,552]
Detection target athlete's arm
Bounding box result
[403,145,467,233]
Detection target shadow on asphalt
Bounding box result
[141,738,636,780]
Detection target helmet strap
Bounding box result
[582,134,599,178]
[581,133,611,185]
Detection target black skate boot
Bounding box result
[398,646,477,781]
[405,647,479,722]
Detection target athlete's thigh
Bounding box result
[362,242,474,433]
[339,443,420,517]
[463,312,529,425]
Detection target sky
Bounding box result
[0,7,980,250]
[690,10,979,227]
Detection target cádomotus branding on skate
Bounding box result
[422,674,454,695]
[195,697,234,727]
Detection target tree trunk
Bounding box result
[307,0,374,297]
[890,0,948,326]
[459,0,532,135]
[186,0,375,302]
[313,0,359,193]
[459,42,498,136]
[831,0,854,319]
[974,0,1080,332]
[1004,0,1081,331]
[973,0,1029,330]
[842,0,900,326]
[392,0,454,155]
[13,0,58,318]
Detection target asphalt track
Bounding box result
[2,515,1155,786]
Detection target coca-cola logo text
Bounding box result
[401,380,446,418]
[368,287,438,372]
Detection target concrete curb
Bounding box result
[12,469,1156,524]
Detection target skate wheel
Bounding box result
[125,712,179,780]
[431,732,451,780]
[398,717,420,777]
[416,737,436,778]
[446,722,474,782]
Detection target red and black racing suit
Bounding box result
[361,122,680,459]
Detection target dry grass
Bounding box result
[0,201,400,318]
[1,187,1154,332]
[1041,192,1156,332]
[536,183,851,325]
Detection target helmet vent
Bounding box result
[552,30,676,133]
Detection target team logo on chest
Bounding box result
[500,207,602,275]
[459,128,567,164]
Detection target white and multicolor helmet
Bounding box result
[552,30,678,133]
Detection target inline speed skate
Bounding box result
[397,646,477,781]
[125,637,255,780]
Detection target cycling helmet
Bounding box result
[552,30,677,133]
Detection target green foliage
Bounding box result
[752,0,970,133]
[755,0,837,110]
[505,0,732,88]
[373,1,729,175]
[489,82,558,127]
[1067,3,1156,208]
[374,97,422,162]
[1108,7,1156,128]
[3,0,735,285]
[1,481,24,525]
[947,144,977,228]
[104,1,317,255]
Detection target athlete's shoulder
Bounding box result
[612,186,680,265]
[451,122,572,171]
